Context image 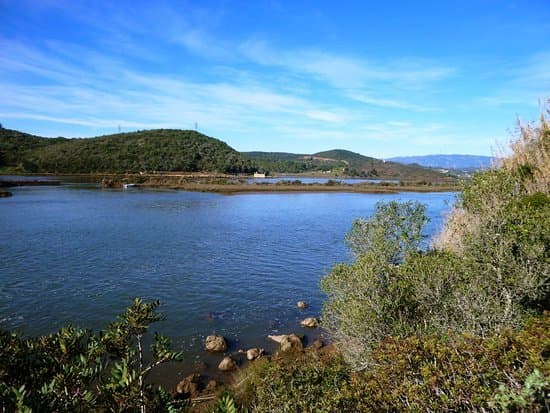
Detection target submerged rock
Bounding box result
[205,335,228,352]
[300,317,319,328]
[218,356,237,371]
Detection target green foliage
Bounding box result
[0,128,252,174]
[238,314,549,412]
[492,369,549,411]
[211,394,241,413]
[321,201,430,364]
[237,353,354,413]
[344,200,428,261]
[0,298,185,413]
[321,113,549,368]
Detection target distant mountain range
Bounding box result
[387,154,495,170]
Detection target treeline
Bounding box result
[0,128,255,174]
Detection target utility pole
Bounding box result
[194,122,198,131]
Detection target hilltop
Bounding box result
[0,128,251,174]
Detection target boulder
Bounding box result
[300,317,319,328]
[246,347,265,361]
[297,301,308,309]
[218,356,237,371]
[205,335,227,352]
[176,373,201,399]
[280,334,304,352]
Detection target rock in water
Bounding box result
[218,356,237,371]
[297,301,308,309]
[205,335,228,352]
[280,334,304,352]
[267,334,287,344]
[246,347,265,360]
[176,373,201,399]
[300,317,319,328]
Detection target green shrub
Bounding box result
[320,201,429,365]
[0,298,185,413]
[235,314,549,412]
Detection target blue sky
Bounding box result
[0,1,548,157]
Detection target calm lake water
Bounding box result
[0,180,455,380]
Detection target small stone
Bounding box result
[300,317,319,328]
[218,356,237,371]
[246,347,265,361]
[205,335,228,352]
[297,301,308,309]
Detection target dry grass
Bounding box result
[434,103,549,253]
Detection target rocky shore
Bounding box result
[170,301,325,406]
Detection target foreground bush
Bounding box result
[321,110,549,367]
[0,298,186,413]
[235,314,549,412]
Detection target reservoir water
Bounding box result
[0,180,455,380]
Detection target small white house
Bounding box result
[253,172,266,178]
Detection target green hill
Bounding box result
[0,128,252,174]
[245,149,450,180]
[313,149,448,180]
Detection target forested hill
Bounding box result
[0,128,252,174]
[245,149,450,180]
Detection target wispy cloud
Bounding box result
[3,1,541,157]
[239,40,455,90]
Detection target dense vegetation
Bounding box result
[0,128,253,174]
[244,149,450,180]
[0,298,187,412]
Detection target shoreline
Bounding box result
[0,173,461,194]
